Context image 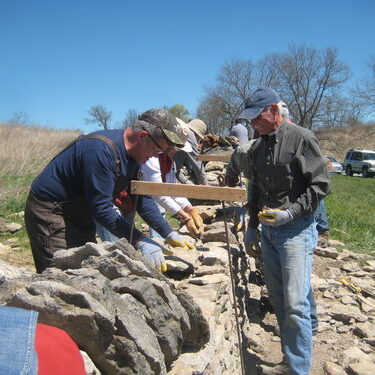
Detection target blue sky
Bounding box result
[1,0,374,132]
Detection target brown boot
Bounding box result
[318,230,330,248]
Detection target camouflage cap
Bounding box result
[138,109,185,147]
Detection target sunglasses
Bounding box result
[147,132,168,154]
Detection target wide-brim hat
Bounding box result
[176,118,192,152]
[187,119,207,140]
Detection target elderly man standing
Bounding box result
[25,109,187,274]
[240,87,330,375]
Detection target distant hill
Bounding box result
[316,123,375,161]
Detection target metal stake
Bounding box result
[222,200,246,375]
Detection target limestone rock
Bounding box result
[348,361,375,375]
[0,222,22,233]
[315,246,339,259]
[0,238,209,375]
[53,242,108,270]
[201,227,237,244]
[323,361,346,375]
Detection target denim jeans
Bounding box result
[0,306,38,374]
[149,204,166,239]
[261,214,317,375]
[314,200,329,233]
[95,203,166,241]
[96,221,120,242]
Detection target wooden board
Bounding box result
[130,181,247,202]
[195,154,232,163]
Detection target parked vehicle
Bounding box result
[342,149,375,178]
[325,155,343,174]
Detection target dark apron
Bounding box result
[25,134,127,273]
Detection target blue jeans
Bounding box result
[0,306,38,374]
[149,204,165,239]
[314,200,329,233]
[261,214,317,375]
[96,221,120,242]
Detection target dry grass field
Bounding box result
[0,123,80,205]
[316,123,375,161]
[1,121,374,206]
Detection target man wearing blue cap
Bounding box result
[240,87,330,375]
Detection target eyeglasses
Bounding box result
[147,132,168,154]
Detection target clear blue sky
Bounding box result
[1,0,374,132]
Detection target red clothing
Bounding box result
[35,323,86,375]
[158,153,173,182]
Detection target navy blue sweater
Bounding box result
[31,129,172,243]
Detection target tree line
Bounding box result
[86,44,375,135]
[85,104,190,130]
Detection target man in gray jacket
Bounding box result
[242,87,330,375]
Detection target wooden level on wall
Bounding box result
[195,154,232,163]
[130,181,247,202]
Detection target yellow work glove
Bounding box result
[189,208,205,235]
[182,216,200,238]
[165,232,196,250]
[258,209,293,227]
[136,237,172,272]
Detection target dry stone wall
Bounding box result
[1,202,375,374]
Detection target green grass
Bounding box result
[326,174,375,254]
[0,178,182,268]
[1,172,374,266]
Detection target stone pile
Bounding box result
[1,203,375,374]
[0,240,210,375]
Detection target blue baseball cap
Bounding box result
[239,86,280,120]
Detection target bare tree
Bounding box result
[197,90,229,135]
[122,108,139,128]
[197,59,256,135]
[273,45,351,129]
[354,56,375,117]
[85,105,112,130]
[197,45,351,132]
[9,111,29,124]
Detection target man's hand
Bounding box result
[233,206,247,231]
[244,227,261,257]
[165,232,195,250]
[189,208,205,235]
[136,237,172,272]
[258,209,293,227]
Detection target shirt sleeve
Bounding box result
[80,146,145,243]
[288,135,331,218]
[141,157,189,216]
[247,170,261,229]
[136,195,173,238]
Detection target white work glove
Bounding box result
[244,227,261,257]
[165,232,195,250]
[233,206,247,231]
[258,209,293,227]
[136,237,172,272]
